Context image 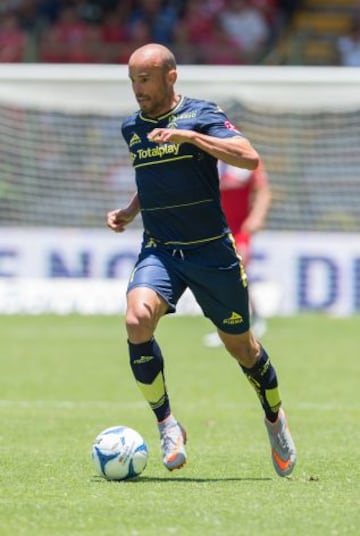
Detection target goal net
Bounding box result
[1,64,360,232]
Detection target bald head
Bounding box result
[128,43,179,118]
[129,43,176,73]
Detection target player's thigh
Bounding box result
[197,284,249,333]
[127,250,186,315]
[190,263,250,334]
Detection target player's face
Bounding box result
[129,65,176,118]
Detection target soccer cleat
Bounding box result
[265,408,296,477]
[158,417,187,471]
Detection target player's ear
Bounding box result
[168,69,177,85]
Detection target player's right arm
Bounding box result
[107,192,140,233]
[148,128,258,170]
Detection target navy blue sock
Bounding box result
[240,345,281,422]
[128,338,171,422]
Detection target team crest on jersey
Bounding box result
[166,115,178,129]
[129,132,141,147]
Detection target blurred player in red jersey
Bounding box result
[203,158,271,347]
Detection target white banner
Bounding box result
[0,228,359,316]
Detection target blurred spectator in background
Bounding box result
[121,17,151,60]
[178,0,218,47]
[38,5,88,62]
[337,18,360,66]
[199,17,247,64]
[37,0,62,23]
[127,0,180,46]
[0,12,27,62]
[219,0,270,61]
[101,4,130,63]
[277,0,301,24]
[16,0,40,32]
[174,0,249,64]
[251,0,279,25]
[0,1,23,15]
[39,4,108,63]
[0,0,302,65]
[173,0,224,63]
[172,18,199,64]
[71,0,103,24]
[251,0,283,46]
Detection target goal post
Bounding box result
[0,64,359,232]
[0,64,360,112]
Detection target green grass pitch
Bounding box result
[0,313,359,535]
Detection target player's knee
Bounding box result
[126,303,156,341]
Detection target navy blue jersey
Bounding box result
[121,96,244,248]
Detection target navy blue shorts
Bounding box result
[127,234,250,334]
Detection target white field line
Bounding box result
[0,400,145,409]
[0,400,358,411]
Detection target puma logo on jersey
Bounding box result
[222,312,243,325]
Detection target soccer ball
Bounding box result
[92,425,148,481]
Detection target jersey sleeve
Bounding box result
[198,101,244,139]
[121,119,131,148]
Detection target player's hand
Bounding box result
[147,128,192,144]
[106,208,135,233]
[241,215,263,235]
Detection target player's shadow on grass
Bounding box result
[139,476,272,483]
[92,476,272,483]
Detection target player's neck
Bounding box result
[147,94,181,119]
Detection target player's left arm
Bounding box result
[242,164,272,234]
[147,128,259,170]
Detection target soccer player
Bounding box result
[107,43,296,477]
[203,158,271,347]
